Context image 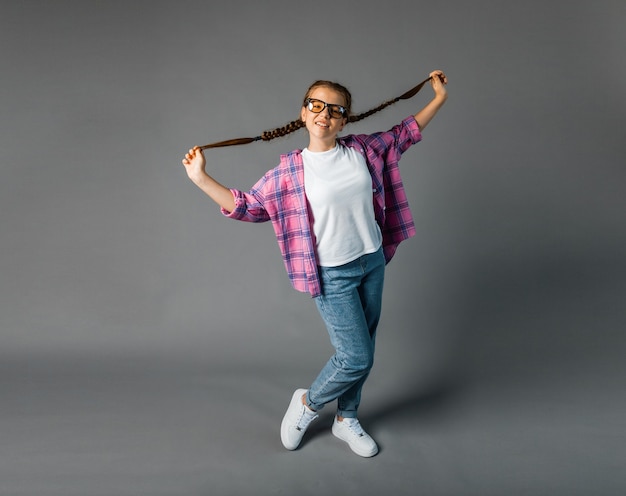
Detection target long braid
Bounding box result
[348,97,401,124]
[198,119,305,150]
[260,119,305,141]
[199,76,434,150]
[349,75,435,123]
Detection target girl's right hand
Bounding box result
[182,146,207,183]
[180,146,236,211]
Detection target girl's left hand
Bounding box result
[429,70,448,99]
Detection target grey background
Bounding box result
[1,0,625,495]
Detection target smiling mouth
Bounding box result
[315,121,330,128]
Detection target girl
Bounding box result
[182,70,448,457]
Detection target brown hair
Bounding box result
[199,75,435,150]
[303,80,353,116]
[255,80,351,142]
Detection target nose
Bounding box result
[319,104,332,118]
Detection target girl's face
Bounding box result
[300,86,348,151]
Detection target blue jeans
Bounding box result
[306,247,385,418]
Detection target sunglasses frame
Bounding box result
[304,98,347,119]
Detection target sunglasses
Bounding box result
[304,98,347,119]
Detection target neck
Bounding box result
[307,137,337,153]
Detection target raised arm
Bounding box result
[414,70,448,131]
[182,146,236,212]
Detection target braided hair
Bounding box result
[199,76,434,150]
[256,80,351,142]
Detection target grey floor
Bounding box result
[2,345,624,496]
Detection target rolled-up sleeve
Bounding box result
[401,115,422,150]
[221,188,270,223]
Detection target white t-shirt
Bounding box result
[302,143,382,267]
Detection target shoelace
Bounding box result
[343,418,365,437]
[296,408,318,431]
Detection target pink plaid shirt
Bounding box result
[223,115,422,297]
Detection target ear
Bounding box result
[339,117,347,131]
[300,106,307,123]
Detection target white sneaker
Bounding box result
[280,389,318,450]
[332,417,378,457]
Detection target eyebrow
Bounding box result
[308,98,345,107]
